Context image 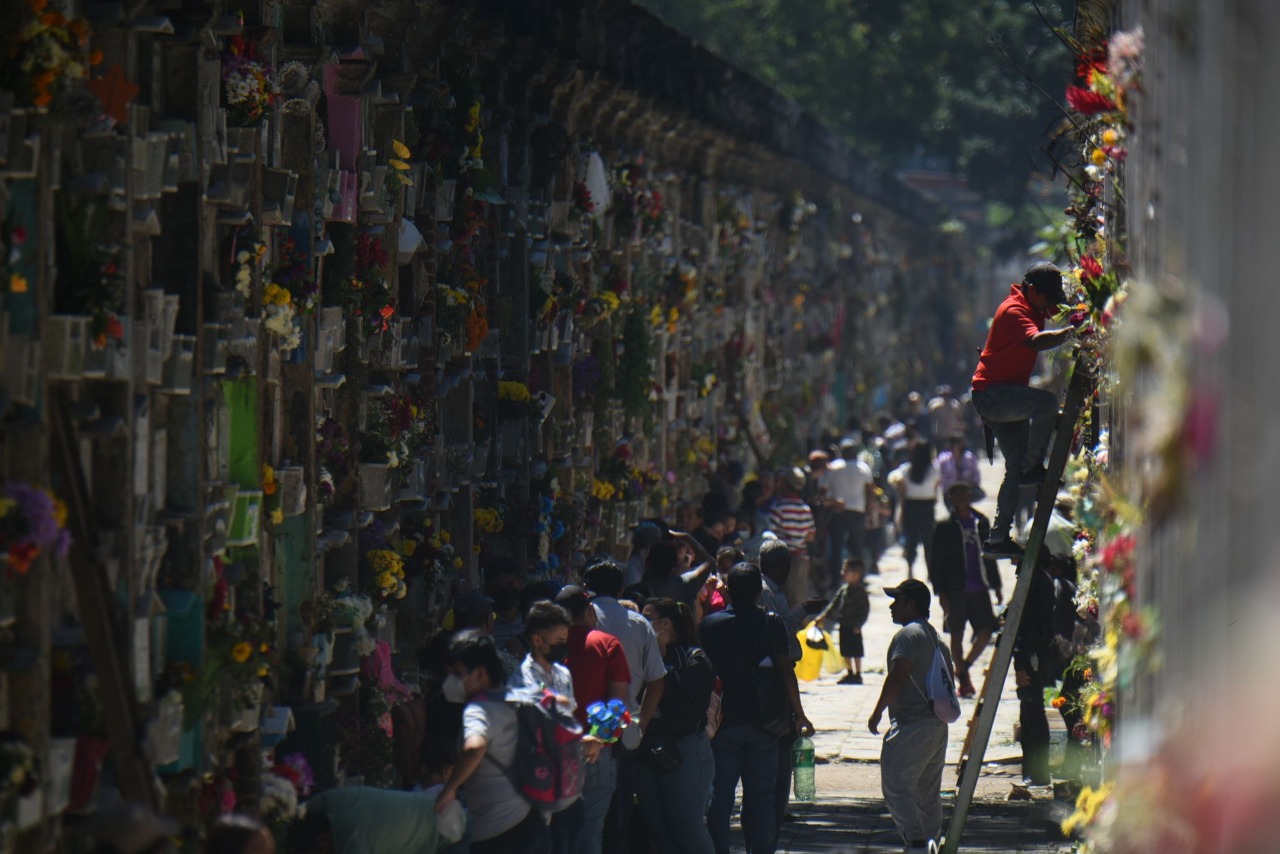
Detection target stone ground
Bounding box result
[729,460,1072,852]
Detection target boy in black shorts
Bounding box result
[815,558,871,684]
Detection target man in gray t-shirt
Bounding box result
[437,631,550,853]
[867,580,951,853]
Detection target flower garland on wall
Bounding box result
[1046,23,1208,852]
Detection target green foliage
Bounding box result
[639,0,1073,211]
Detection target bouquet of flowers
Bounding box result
[222,16,278,126]
[262,283,302,350]
[0,482,71,574]
[1,0,100,108]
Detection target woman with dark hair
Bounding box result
[643,533,715,612]
[890,442,941,579]
[635,598,716,854]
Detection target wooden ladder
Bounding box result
[941,358,1094,853]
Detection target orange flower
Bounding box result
[67,19,87,40]
[28,0,47,11]
[40,11,65,27]
[33,91,53,107]
[89,49,103,65]
[1051,696,1067,709]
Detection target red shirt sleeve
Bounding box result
[1003,301,1041,344]
[603,636,632,684]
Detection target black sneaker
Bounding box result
[982,538,1024,560]
[1020,463,1048,485]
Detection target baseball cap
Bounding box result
[1023,262,1067,305]
[884,578,932,611]
[452,590,494,623]
[554,584,592,618]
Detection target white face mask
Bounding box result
[443,673,468,704]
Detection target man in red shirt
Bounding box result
[970,262,1073,559]
[554,585,631,854]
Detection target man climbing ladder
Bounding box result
[942,359,1096,853]
[970,262,1074,560]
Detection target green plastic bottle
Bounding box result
[792,736,816,802]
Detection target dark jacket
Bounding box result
[928,509,1001,594]
[647,642,716,736]
[817,581,870,630]
[1014,566,1055,674]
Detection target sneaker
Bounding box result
[958,669,976,698]
[928,840,941,854]
[1019,463,1048,485]
[981,538,1024,560]
[837,673,858,685]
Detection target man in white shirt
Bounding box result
[584,559,666,854]
[821,439,876,580]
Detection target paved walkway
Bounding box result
[748,459,1072,853]
[800,459,1037,769]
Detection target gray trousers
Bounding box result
[880,717,948,845]
[971,384,1058,539]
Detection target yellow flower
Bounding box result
[8,273,28,293]
[1061,783,1113,835]
[231,642,253,663]
[48,494,68,529]
[453,557,463,568]
[376,570,395,590]
[1090,148,1107,166]
[0,498,14,518]
[401,539,417,557]
[1101,128,1120,146]
[270,508,283,526]
[440,530,451,544]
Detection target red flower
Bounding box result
[1121,612,1144,639]
[10,227,26,245]
[7,541,40,574]
[1066,85,1118,115]
[1080,255,1104,283]
[105,315,124,339]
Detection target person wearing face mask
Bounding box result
[507,601,575,710]
[636,598,717,854]
[436,631,551,854]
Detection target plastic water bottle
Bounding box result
[792,736,816,802]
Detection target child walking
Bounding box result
[816,558,871,684]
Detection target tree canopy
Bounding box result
[639,0,1074,215]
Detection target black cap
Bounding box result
[885,578,932,611]
[1023,262,1066,306]
[453,590,494,622]
[554,584,592,618]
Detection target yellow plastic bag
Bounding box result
[822,634,846,674]
[795,629,824,682]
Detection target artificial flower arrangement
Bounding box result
[0,482,71,574]
[233,232,267,299]
[344,232,397,335]
[434,263,488,350]
[0,732,38,803]
[496,380,542,421]
[316,416,352,489]
[608,161,666,244]
[330,589,377,657]
[365,548,407,600]
[420,525,462,581]
[0,0,101,108]
[261,463,283,527]
[56,200,127,349]
[262,282,302,350]
[221,15,279,126]
[594,443,661,504]
[269,235,318,315]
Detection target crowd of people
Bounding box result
[83,262,1089,854]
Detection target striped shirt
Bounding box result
[767,497,815,551]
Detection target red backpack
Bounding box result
[488,688,584,812]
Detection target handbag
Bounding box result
[639,734,682,772]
